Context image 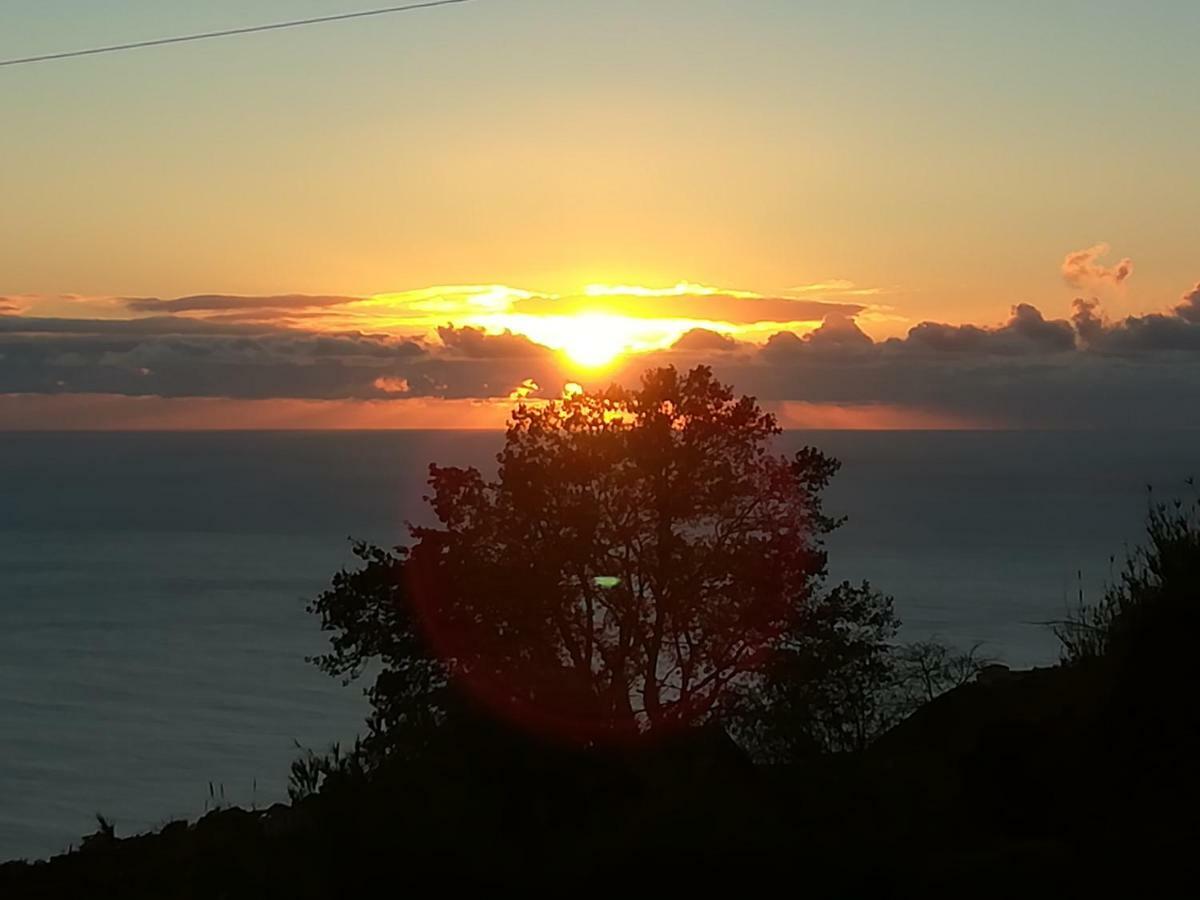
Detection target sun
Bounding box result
[457,297,717,369]
[555,313,633,368]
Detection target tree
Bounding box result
[731,581,901,758]
[892,639,990,706]
[731,590,993,760]
[310,365,841,750]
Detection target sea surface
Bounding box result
[2,429,1198,860]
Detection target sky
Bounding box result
[2,0,1199,428]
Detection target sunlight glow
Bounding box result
[167,282,824,365]
[557,313,633,367]
[467,311,736,369]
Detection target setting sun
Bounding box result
[448,287,754,371]
[463,307,704,369]
[556,313,634,367]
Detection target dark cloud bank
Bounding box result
[0,315,561,404]
[641,287,1200,429]
[3,286,1200,428]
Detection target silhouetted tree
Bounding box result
[308,540,452,762]
[731,581,901,757]
[311,365,842,752]
[732,592,992,759]
[893,639,990,705]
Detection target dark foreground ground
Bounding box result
[4,663,1199,898]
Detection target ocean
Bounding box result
[2,429,1197,860]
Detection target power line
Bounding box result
[0,0,476,69]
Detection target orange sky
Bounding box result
[4,2,1200,331]
[3,3,1200,430]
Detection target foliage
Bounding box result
[731,581,902,757]
[308,540,451,763]
[287,741,366,803]
[1054,482,1200,666]
[733,588,991,759]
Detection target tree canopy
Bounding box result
[311,365,843,749]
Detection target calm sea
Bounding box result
[2,430,1197,860]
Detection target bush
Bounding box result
[1054,481,1200,666]
[287,740,366,802]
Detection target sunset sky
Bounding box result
[3,0,1199,428]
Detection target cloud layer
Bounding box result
[512,293,864,323]
[4,278,1200,429]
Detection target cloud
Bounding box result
[1175,283,1200,324]
[0,317,430,401]
[512,292,864,324]
[804,313,874,350]
[760,330,803,356]
[788,280,857,293]
[16,285,873,343]
[0,315,283,337]
[1061,243,1134,288]
[124,294,360,314]
[372,376,411,394]
[1069,285,1200,353]
[0,310,569,405]
[121,285,532,312]
[743,352,1199,429]
[436,324,555,359]
[1071,298,1105,345]
[1086,312,1200,352]
[6,276,1200,429]
[671,328,738,352]
[902,304,1076,355]
[642,286,1200,428]
[761,313,873,358]
[787,280,885,298]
